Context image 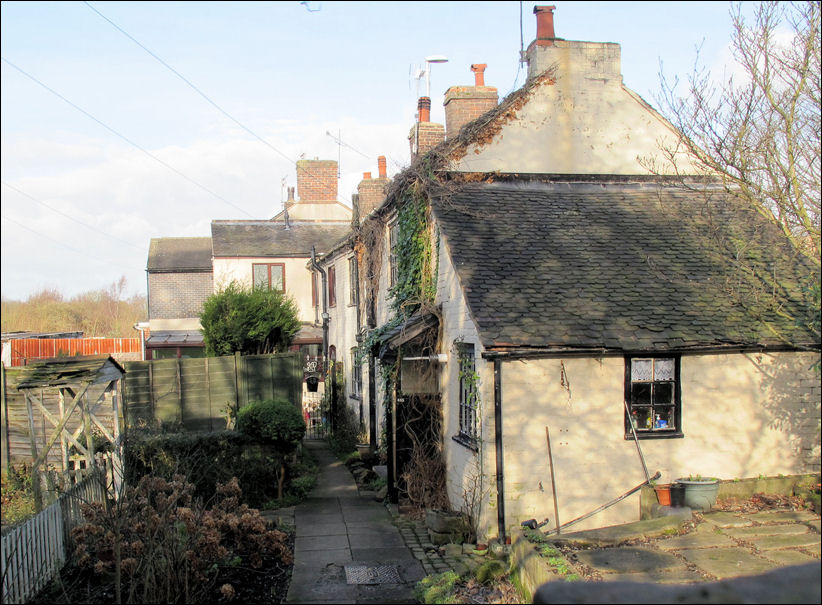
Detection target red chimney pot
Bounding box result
[534,5,556,41]
[418,96,431,123]
[470,64,487,86]
[378,156,387,178]
[363,172,372,180]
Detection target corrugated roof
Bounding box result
[15,355,125,389]
[211,221,352,257]
[148,237,213,272]
[433,181,817,352]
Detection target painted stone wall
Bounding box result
[497,351,820,535]
[211,256,315,322]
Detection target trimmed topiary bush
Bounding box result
[236,399,306,499]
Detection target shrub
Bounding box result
[70,474,291,604]
[0,465,35,526]
[236,399,305,449]
[236,399,306,500]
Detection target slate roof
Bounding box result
[147,237,213,272]
[432,180,817,352]
[211,221,351,257]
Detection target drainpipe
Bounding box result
[310,247,329,378]
[494,359,507,544]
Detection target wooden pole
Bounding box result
[24,391,44,511]
[545,426,561,535]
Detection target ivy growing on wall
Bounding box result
[388,186,438,318]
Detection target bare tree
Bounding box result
[652,1,820,342]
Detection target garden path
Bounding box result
[286,440,424,604]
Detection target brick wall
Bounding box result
[444,86,498,139]
[297,159,338,203]
[148,271,213,319]
[357,175,389,220]
[408,122,445,159]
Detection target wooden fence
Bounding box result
[1,469,106,604]
[122,352,303,430]
[4,337,141,367]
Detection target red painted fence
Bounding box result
[6,338,141,366]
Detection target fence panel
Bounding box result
[122,353,302,430]
[1,471,105,605]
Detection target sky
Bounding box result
[1,1,754,305]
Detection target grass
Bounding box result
[1,466,36,526]
[415,570,461,604]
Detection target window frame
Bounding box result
[348,256,358,307]
[252,263,285,292]
[350,347,362,398]
[624,355,683,440]
[328,265,337,307]
[453,342,479,450]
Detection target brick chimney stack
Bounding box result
[296,159,338,203]
[357,155,390,221]
[525,5,621,84]
[443,64,499,139]
[409,97,445,159]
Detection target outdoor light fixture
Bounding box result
[423,55,448,97]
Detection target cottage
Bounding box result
[317,6,820,541]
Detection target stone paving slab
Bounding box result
[295,511,345,525]
[740,510,820,524]
[805,519,821,533]
[291,547,353,566]
[676,547,778,579]
[351,546,418,561]
[802,542,821,557]
[723,523,811,537]
[348,532,407,549]
[298,522,350,537]
[655,525,736,551]
[743,532,821,550]
[761,548,817,566]
[550,516,685,547]
[599,567,706,584]
[344,508,391,522]
[574,547,683,574]
[701,512,754,528]
[295,534,351,551]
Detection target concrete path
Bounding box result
[286,440,424,604]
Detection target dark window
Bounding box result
[252,263,285,292]
[455,342,479,447]
[328,265,337,307]
[350,347,362,397]
[625,356,682,439]
[348,257,358,306]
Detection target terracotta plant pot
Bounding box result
[654,483,672,506]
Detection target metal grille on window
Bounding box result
[458,343,478,441]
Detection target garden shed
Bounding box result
[13,355,125,508]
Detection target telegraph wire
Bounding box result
[1,181,146,251]
[1,56,255,218]
[1,212,117,267]
[84,1,358,206]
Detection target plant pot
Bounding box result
[670,482,686,508]
[356,443,371,457]
[677,477,720,511]
[425,508,465,534]
[653,483,672,506]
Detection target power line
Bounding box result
[1,212,116,268]
[1,56,255,218]
[1,181,146,251]
[84,1,356,205]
